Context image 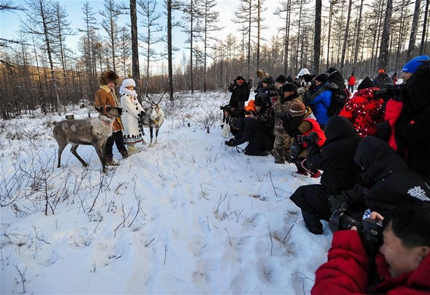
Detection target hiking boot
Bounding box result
[120,149,129,159]
[106,157,119,166]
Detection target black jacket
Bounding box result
[229,81,250,104]
[306,116,362,195]
[327,70,345,90]
[354,136,430,215]
[232,117,268,155]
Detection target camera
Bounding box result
[329,209,384,257]
[220,105,230,111]
[374,84,404,100]
[296,132,319,145]
[294,81,313,88]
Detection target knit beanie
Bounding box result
[289,102,306,117]
[358,77,373,90]
[327,67,337,74]
[254,97,264,106]
[378,68,385,74]
[275,75,287,84]
[286,75,294,82]
[262,76,275,84]
[315,74,328,84]
[402,55,430,74]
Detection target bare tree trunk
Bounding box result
[313,0,322,74]
[167,0,174,100]
[341,0,353,70]
[130,0,140,94]
[406,0,422,59]
[378,0,392,69]
[420,0,429,55]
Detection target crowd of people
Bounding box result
[223,55,430,294]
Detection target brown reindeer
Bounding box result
[53,105,122,173]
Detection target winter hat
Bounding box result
[289,101,306,117]
[286,75,294,82]
[236,76,245,82]
[98,70,119,85]
[275,75,287,84]
[262,76,275,84]
[402,55,430,74]
[282,82,298,93]
[315,73,328,84]
[302,74,315,82]
[358,77,373,90]
[121,78,136,88]
[254,97,264,106]
[229,100,239,108]
[378,68,385,74]
[327,67,337,74]
[296,68,310,78]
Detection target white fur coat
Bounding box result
[120,92,145,144]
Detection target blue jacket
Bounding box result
[309,83,332,124]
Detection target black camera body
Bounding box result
[329,209,383,257]
[220,105,230,111]
[374,84,404,100]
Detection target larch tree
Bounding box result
[406,0,422,59]
[138,0,164,97]
[129,0,140,94]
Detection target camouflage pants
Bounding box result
[272,119,293,164]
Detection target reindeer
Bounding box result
[139,96,165,147]
[53,105,122,173]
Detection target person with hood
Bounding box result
[94,70,129,165]
[379,56,430,179]
[312,202,430,295]
[222,100,245,137]
[339,77,385,138]
[281,101,326,177]
[373,68,393,90]
[228,75,250,109]
[272,83,302,164]
[307,74,333,129]
[251,96,275,147]
[224,117,271,156]
[326,67,345,90]
[119,78,145,154]
[289,116,362,234]
[260,75,277,105]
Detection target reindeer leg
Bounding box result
[95,144,107,173]
[154,128,159,145]
[149,127,154,147]
[57,142,67,168]
[70,144,89,167]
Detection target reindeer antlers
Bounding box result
[143,90,168,105]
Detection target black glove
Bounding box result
[225,139,235,147]
[297,132,319,146]
[287,140,302,162]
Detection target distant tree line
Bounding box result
[0,0,428,119]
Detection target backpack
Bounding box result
[324,82,350,117]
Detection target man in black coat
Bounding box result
[353,136,430,216]
[289,116,362,234]
[225,117,270,156]
[228,76,250,109]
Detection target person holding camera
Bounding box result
[224,117,271,156]
[280,101,326,177]
[312,202,430,294]
[251,97,275,148]
[228,75,250,109]
[272,83,303,164]
[221,100,245,136]
[289,116,362,234]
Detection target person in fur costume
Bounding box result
[95,70,128,165]
[119,78,145,154]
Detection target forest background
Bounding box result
[0,0,429,119]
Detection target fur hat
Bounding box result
[402,55,430,74]
[282,83,298,93]
[99,70,119,85]
[289,102,306,117]
[254,97,264,106]
[358,77,373,90]
[378,68,385,74]
[121,78,136,88]
[262,76,275,84]
[315,73,328,84]
[275,75,287,83]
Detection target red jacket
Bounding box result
[312,231,430,295]
[339,87,385,138]
[348,75,356,86]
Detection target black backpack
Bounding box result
[323,82,350,117]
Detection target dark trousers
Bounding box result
[106,130,126,157]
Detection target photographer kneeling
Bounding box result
[312,202,430,294]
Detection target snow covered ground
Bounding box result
[0,91,332,294]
